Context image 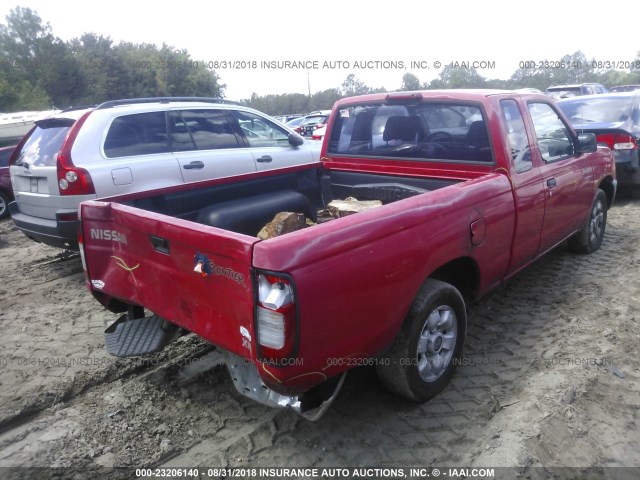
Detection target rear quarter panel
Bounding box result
[252,173,515,393]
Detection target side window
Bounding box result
[527,102,575,162]
[0,148,13,167]
[104,112,169,158]
[169,110,241,151]
[500,100,532,173]
[232,111,290,148]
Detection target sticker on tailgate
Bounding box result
[193,251,246,287]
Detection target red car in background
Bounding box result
[0,145,16,219]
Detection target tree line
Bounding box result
[0,7,223,111]
[1,7,639,116]
[247,52,640,115]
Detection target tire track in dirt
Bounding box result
[1,201,639,473]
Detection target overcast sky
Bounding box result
[1,0,638,100]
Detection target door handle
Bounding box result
[256,155,272,163]
[150,235,170,254]
[546,178,557,188]
[183,161,204,170]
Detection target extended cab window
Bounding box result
[232,111,290,148]
[104,112,169,158]
[500,100,532,173]
[169,110,241,151]
[327,102,492,163]
[527,103,574,162]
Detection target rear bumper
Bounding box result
[615,150,640,188]
[9,201,79,250]
[617,164,640,188]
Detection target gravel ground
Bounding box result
[0,197,639,480]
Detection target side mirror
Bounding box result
[576,133,597,154]
[288,132,304,147]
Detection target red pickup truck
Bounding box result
[79,90,616,420]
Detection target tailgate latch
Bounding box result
[149,235,170,254]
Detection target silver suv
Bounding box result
[544,83,608,99]
[9,98,320,249]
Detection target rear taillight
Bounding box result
[255,272,298,360]
[57,111,96,195]
[596,133,638,151]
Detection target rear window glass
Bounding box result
[327,102,492,163]
[14,122,72,167]
[104,112,169,158]
[557,96,635,124]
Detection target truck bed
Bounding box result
[121,166,462,237]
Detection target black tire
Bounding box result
[376,279,466,402]
[568,189,607,254]
[0,191,9,220]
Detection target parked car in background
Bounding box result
[295,111,331,137]
[285,116,307,130]
[274,114,303,125]
[610,85,640,93]
[557,92,640,193]
[0,110,58,143]
[545,83,608,99]
[0,145,16,219]
[9,97,319,250]
[311,125,326,141]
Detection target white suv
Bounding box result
[9,97,320,249]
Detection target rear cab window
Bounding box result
[327,101,493,163]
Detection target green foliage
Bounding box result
[401,73,421,91]
[0,7,225,112]
[341,73,372,96]
[427,63,488,89]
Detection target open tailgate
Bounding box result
[79,200,259,357]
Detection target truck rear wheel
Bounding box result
[568,188,607,254]
[376,279,466,402]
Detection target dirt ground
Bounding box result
[0,197,639,480]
